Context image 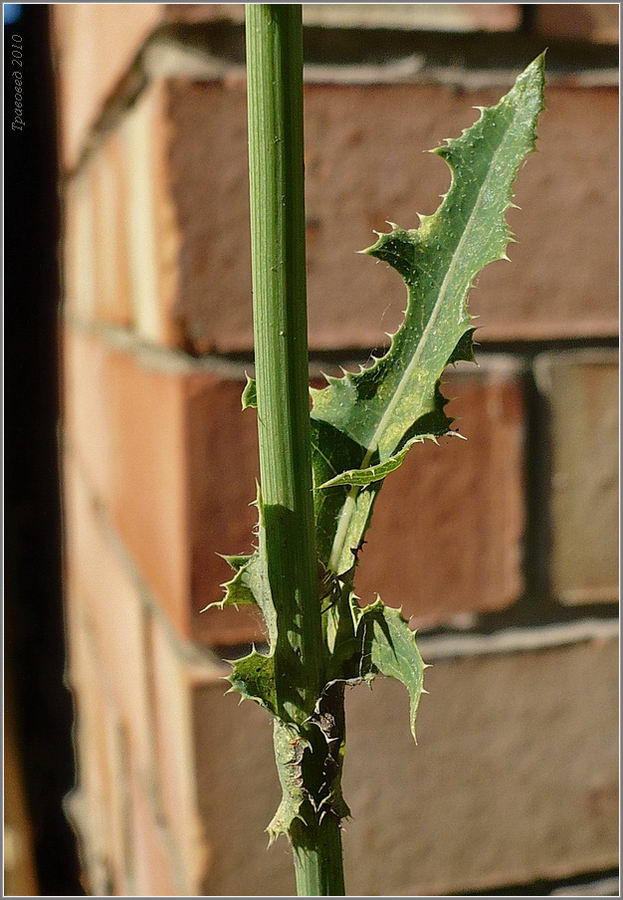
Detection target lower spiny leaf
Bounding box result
[327,593,428,741]
[353,600,428,740]
[227,650,277,715]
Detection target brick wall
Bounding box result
[55,5,619,896]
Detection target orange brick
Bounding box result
[65,461,209,893]
[536,4,619,44]
[129,79,617,354]
[53,4,162,168]
[64,83,182,340]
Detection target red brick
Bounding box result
[536,4,619,44]
[148,616,222,892]
[64,84,182,341]
[136,79,617,353]
[64,458,154,774]
[65,602,130,894]
[119,84,183,347]
[165,4,520,31]
[162,4,243,25]
[357,362,525,624]
[186,372,262,644]
[63,328,260,645]
[341,637,619,895]
[535,351,618,605]
[458,4,521,31]
[64,329,190,634]
[62,76,617,351]
[65,328,525,644]
[63,162,96,321]
[90,129,134,327]
[130,779,181,896]
[53,4,162,168]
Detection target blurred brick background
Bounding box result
[50,4,618,896]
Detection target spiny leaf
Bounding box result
[326,593,427,741]
[202,554,257,611]
[353,600,427,741]
[228,649,278,714]
[204,550,278,641]
[241,375,258,409]
[318,432,442,489]
[310,54,545,574]
[210,501,280,718]
[267,720,313,842]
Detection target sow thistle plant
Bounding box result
[208,6,545,895]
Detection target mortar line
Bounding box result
[417,618,618,661]
[64,315,618,378]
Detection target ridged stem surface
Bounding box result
[245,6,345,894]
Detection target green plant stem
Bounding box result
[291,818,346,896]
[245,0,321,717]
[245,5,345,895]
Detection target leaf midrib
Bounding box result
[328,106,516,572]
